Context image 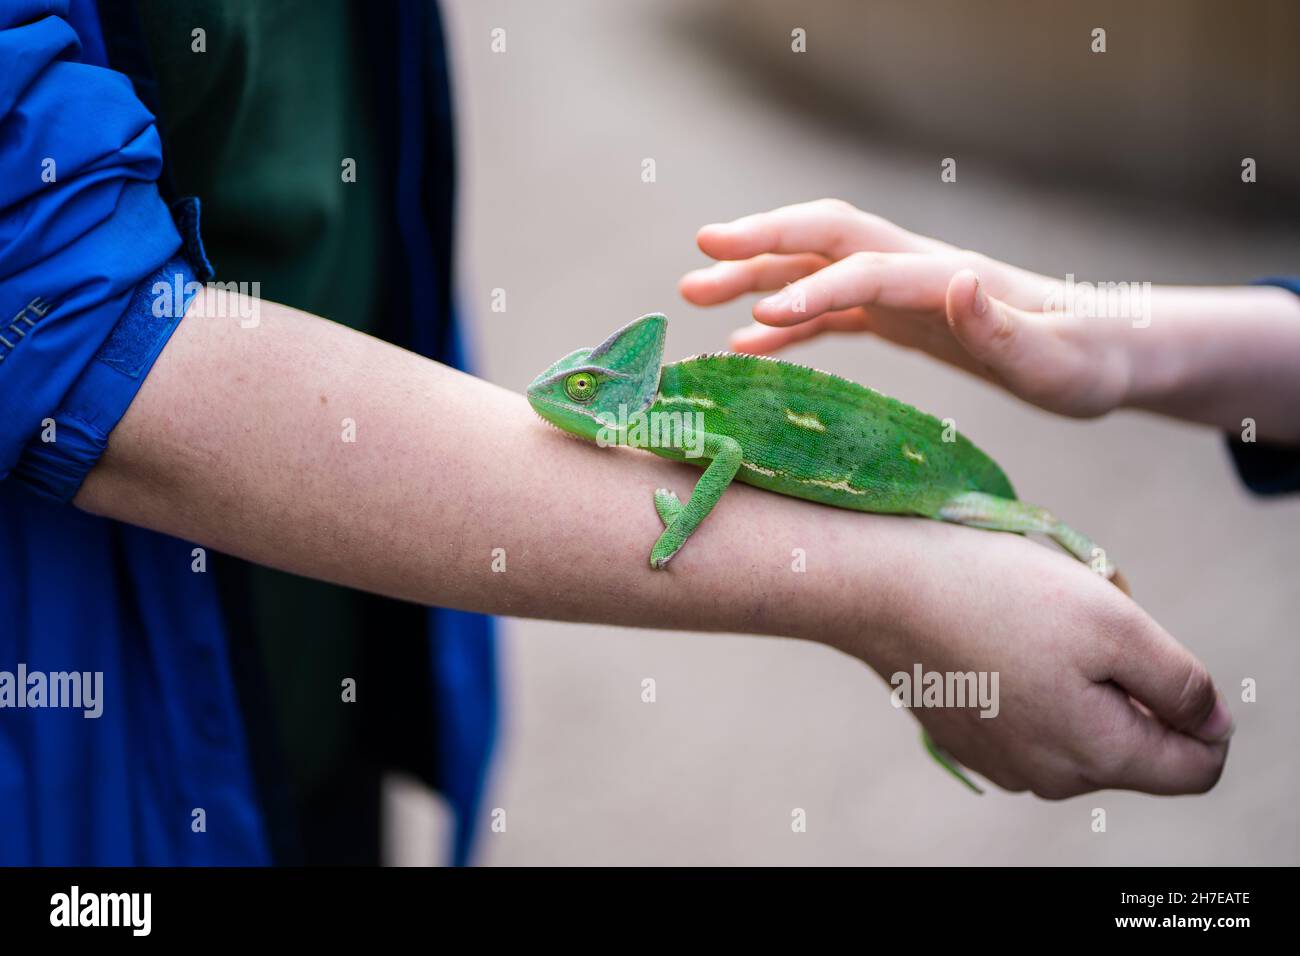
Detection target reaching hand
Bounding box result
[680,198,1138,419]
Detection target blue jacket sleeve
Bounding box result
[1223,276,1300,495]
[0,0,195,500]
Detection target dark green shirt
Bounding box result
[142,0,387,801]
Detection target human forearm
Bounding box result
[75,289,1230,796]
[74,290,895,642]
[1120,284,1300,442]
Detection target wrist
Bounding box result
[1118,285,1300,440]
[1112,286,1190,412]
[801,515,939,669]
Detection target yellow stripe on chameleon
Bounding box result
[656,394,717,409]
[784,409,826,432]
[801,476,867,495]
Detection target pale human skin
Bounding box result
[74,284,1230,800]
[681,198,1300,442]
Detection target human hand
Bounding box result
[679,198,1138,419]
[839,517,1231,798]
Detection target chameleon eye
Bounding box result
[564,371,599,402]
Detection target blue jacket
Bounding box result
[0,0,495,865]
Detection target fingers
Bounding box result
[946,269,1127,417]
[680,253,828,306]
[728,310,867,354]
[944,269,1064,400]
[1102,610,1234,744]
[1072,600,1231,795]
[1108,697,1229,795]
[695,199,940,262]
[729,317,827,354]
[944,269,1029,367]
[752,252,960,326]
[1118,707,1227,796]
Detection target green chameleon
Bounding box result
[527,313,1127,792]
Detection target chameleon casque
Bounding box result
[527,313,1127,792]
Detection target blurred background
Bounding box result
[388,0,1300,865]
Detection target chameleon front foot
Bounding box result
[647,435,742,569]
[649,532,682,569]
[644,494,686,567]
[653,487,683,526]
[650,489,685,568]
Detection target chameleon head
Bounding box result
[526,313,666,441]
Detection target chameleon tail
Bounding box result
[1049,518,1131,595]
[921,730,984,795]
[937,491,1130,595]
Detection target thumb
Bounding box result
[944,269,1032,373]
[945,269,1121,418]
[1107,622,1234,744]
[1094,616,1232,794]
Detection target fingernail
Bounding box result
[1196,695,1234,742]
[759,290,789,309]
[972,274,988,316]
